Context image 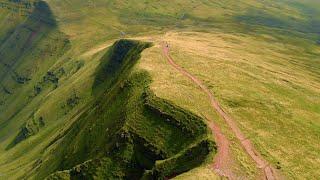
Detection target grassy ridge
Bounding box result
[157,31,320,179]
[0,0,319,179]
[144,90,207,138]
[0,0,70,150]
[42,40,214,179]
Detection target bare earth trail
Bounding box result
[162,43,277,180]
[205,116,235,179]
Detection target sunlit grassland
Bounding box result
[156,31,320,179]
[136,37,259,179]
[173,166,220,180]
[0,48,105,178]
[0,0,320,179]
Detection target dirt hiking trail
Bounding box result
[162,42,277,180]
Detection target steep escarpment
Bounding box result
[0,2,215,179]
[0,0,70,148]
[38,40,215,180]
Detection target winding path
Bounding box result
[162,42,276,180]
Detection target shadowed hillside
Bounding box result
[0,0,70,147]
[0,0,319,179]
[27,40,214,179]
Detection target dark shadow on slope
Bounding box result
[0,0,59,68]
[6,115,45,150]
[38,40,214,180]
[29,0,57,26]
[235,8,320,43]
[92,39,152,94]
[45,71,214,180]
[1,0,70,149]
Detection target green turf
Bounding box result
[40,39,215,179]
[0,0,319,179]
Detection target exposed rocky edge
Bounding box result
[36,40,215,180]
[6,114,44,149]
[144,90,208,137]
[93,39,152,93]
[0,0,69,127]
[0,0,70,159]
[45,77,215,180]
[144,139,215,179]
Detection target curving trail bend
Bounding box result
[162,42,277,180]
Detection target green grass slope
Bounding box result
[159,30,320,179]
[0,18,215,178]
[0,0,319,179]
[0,0,70,148]
[39,39,215,179]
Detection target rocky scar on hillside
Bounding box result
[37,40,215,180]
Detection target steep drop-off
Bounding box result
[0,1,214,179]
[41,40,215,179]
[0,0,70,149]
